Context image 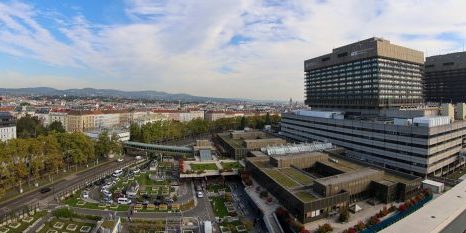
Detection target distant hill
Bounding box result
[0,87,250,103]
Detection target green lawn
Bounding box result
[220,220,248,233]
[221,162,242,169]
[210,196,229,218]
[206,184,231,193]
[190,163,219,171]
[280,168,314,185]
[38,219,95,233]
[63,196,129,211]
[294,191,317,203]
[1,211,46,233]
[264,169,300,188]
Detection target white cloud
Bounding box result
[0,0,465,100]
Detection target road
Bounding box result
[71,180,215,222]
[0,156,137,215]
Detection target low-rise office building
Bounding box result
[281,109,466,176]
[246,149,421,224]
[216,130,286,160]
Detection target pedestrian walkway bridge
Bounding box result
[123,141,194,155]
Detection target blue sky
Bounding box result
[0,0,466,100]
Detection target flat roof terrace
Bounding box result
[315,167,382,186]
[263,168,301,189]
[279,167,314,186]
[294,191,319,203]
[218,133,245,149]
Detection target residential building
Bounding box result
[0,112,16,142]
[49,111,68,131]
[305,37,423,112]
[425,52,466,103]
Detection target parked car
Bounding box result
[117,157,124,162]
[113,169,123,177]
[102,189,112,197]
[103,197,113,204]
[142,199,150,206]
[117,197,131,205]
[195,185,202,191]
[164,197,174,204]
[197,191,204,198]
[135,156,142,160]
[40,187,51,193]
[133,168,140,174]
[82,191,89,199]
[153,199,161,206]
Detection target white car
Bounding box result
[82,191,89,199]
[117,197,131,205]
[197,191,204,198]
[117,158,124,162]
[102,189,112,197]
[133,168,140,174]
[113,169,123,177]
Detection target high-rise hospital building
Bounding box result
[281,37,466,177]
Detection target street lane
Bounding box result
[0,156,138,215]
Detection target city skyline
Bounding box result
[1,0,466,100]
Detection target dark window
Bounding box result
[443,62,454,66]
[338,52,348,58]
[425,64,435,68]
[322,57,330,62]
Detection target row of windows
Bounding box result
[283,114,466,139]
[282,119,463,151]
[281,124,461,165]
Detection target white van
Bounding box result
[117,197,131,205]
[113,169,123,177]
[204,221,212,233]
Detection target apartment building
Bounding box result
[0,112,16,142]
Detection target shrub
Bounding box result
[244,179,253,186]
[354,221,365,231]
[389,205,396,212]
[316,223,333,233]
[275,207,289,219]
[367,216,380,226]
[339,208,349,222]
[259,190,268,198]
[398,204,407,212]
[343,227,356,233]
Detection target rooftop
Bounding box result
[380,180,466,233]
[315,167,382,186]
[294,191,318,203]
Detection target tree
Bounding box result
[240,116,247,129]
[110,133,123,156]
[95,131,111,158]
[47,121,65,133]
[339,208,349,222]
[265,112,271,125]
[16,115,46,138]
